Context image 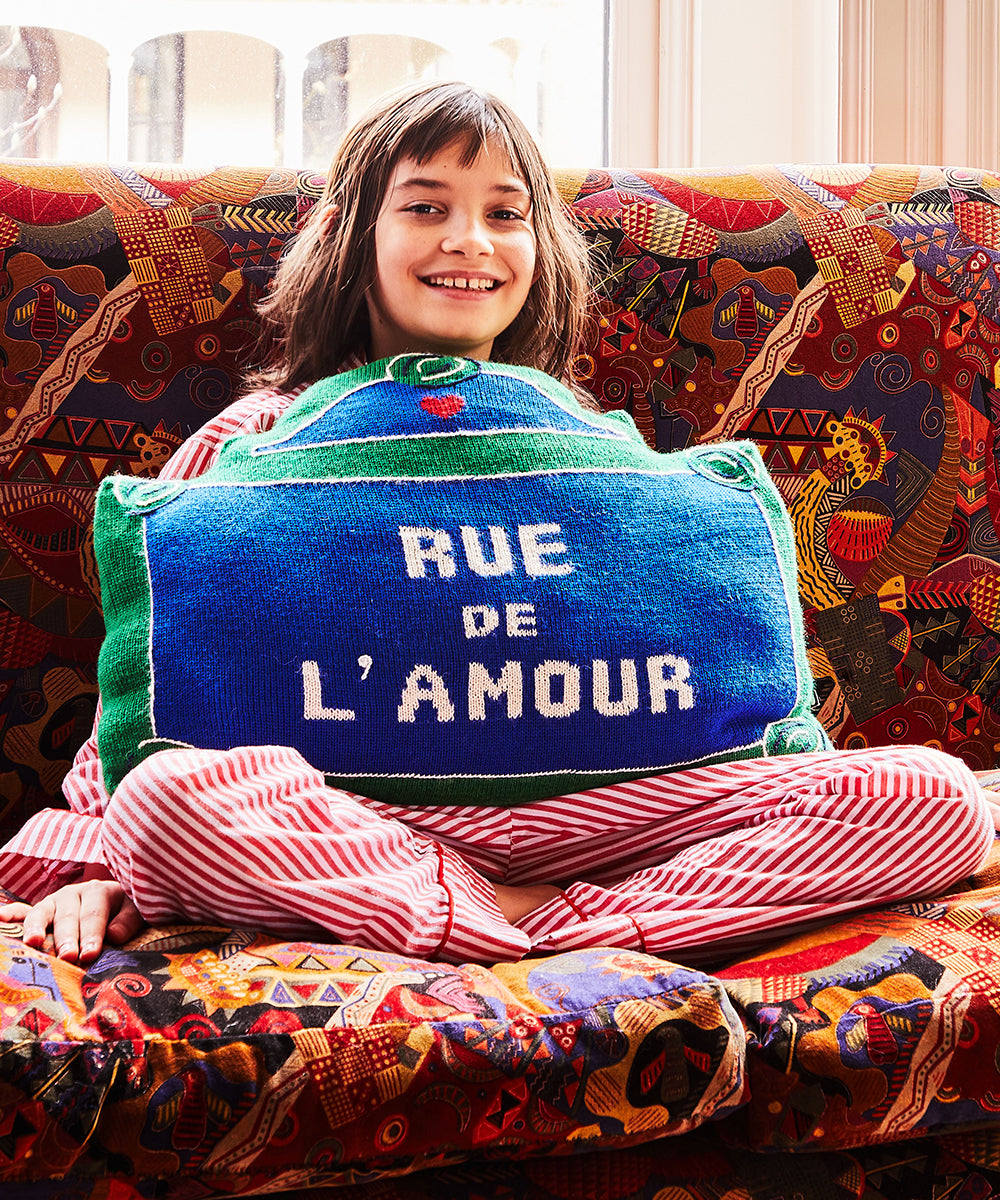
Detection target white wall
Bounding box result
[697,0,839,167]
[611,0,1000,170]
[841,0,1000,169]
[610,0,839,168]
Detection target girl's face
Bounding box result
[365,139,537,362]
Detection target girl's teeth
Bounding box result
[429,277,494,290]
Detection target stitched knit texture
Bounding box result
[93,354,828,804]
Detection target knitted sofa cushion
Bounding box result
[93,353,828,803]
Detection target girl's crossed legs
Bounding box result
[102,743,994,965]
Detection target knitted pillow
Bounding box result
[94,354,828,804]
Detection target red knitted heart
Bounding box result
[420,392,465,418]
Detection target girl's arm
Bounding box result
[152,385,307,480]
[0,385,304,949]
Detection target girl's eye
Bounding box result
[492,208,528,222]
[404,202,440,215]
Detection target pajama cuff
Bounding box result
[433,843,531,963]
[516,886,646,954]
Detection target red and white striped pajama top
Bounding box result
[0,382,993,965]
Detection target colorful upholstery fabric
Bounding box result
[562,165,1000,781]
[0,164,998,830]
[2,846,1000,1194]
[6,1136,1000,1200]
[0,902,747,1192]
[1,160,1000,1196]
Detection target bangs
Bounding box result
[393,88,529,185]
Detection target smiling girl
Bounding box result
[249,80,587,389]
[0,81,995,967]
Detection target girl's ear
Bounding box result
[318,203,342,239]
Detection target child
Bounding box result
[0,82,995,968]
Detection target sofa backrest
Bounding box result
[0,160,997,835]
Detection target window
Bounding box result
[1,1,609,168]
[129,35,184,163]
[8,3,997,171]
[0,26,60,157]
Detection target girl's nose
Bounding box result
[441,213,494,255]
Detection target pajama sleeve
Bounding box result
[0,386,304,902]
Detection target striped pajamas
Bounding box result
[1,380,993,964]
[93,740,992,965]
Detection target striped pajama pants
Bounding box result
[101,743,994,965]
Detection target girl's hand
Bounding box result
[0,876,145,965]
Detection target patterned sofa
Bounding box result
[1,160,1000,1199]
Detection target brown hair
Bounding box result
[248,81,592,390]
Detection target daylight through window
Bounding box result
[0,2,608,169]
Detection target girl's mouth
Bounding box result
[423,276,499,291]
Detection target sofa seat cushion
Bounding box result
[4,852,1000,1193]
[0,913,746,1192]
[716,838,1000,1152]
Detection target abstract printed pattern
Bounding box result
[0,909,747,1192]
[1,160,1000,1198]
[2,847,1000,1195]
[569,163,1000,773]
[0,162,998,825]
